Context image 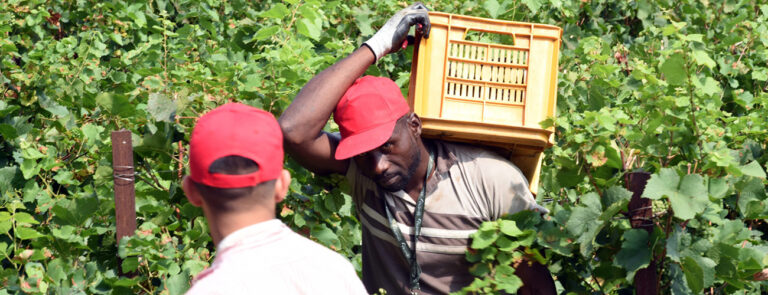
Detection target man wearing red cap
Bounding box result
[182,103,366,294]
[280,3,553,294]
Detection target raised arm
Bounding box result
[278,48,374,175]
[278,2,431,175]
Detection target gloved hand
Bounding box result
[363,2,431,62]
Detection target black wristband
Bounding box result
[361,43,378,63]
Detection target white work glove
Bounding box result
[363,2,431,62]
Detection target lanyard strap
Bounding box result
[384,148,434,293]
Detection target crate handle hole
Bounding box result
[463,30,516,47]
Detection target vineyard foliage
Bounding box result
[1,0,767,294]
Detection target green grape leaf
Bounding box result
[537,221,572,256]
[614,229,651,282]
[53,170,78,186]
[566,192,605,256]
[682,34,703,42]
[577,222,604,257]
[708,177,728,199]
[670,263,693,295]
[603,185,632,208]
[681,256,704,293]
[0,124,17,140]
[499,220,523,237]
[712,243,740,279]
[0,101,20,117]
[521,0,543,14]
[642,168,680,200]
[516,230,536,247]
[469,262,491,276]
[14,212,38,225]
[666,225,685,262]
[128,6,146,28]
[96,93,135,117]
[643,169,709,219]
[38,92,69,117]
[692,255,716,290]
[182,260,208,277]
[252,26,280,42]
[51,197,99,226]
[47,258,68,284]
[164,272,189,295]
[692,50,716,69]
[483,0,501,18]
[16,227,44,240]
[668,174,708,220]
[599,198,628,221]
[352,6,375,36]
[122,257,140,273]
[737,177,766,218]
[494,264,522,293]
[298,17,322,41]
[565,206,600,236]
[660,53,686,85]
[0,216,11,235]
[20,159,39,180]
[700,77,721,97]
[495,235,519,251]
[739,161,766,179]
[471,223,499,249]
[147,93,176,122]
[737,247,765,271]
[261,3,290,19]
[715,220,750,245]
[0,166,20,194]
[81,123,105,146]
[310,224,340,249]
[752,68,768,81]
[113,277,140,287]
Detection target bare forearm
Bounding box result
[279,47,375,146]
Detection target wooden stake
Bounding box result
[626,172,658,295]
[111,130,137,244]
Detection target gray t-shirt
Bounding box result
[346,140,542,294]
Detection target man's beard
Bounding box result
[376,140,421,192]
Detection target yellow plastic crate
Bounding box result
[407,12,562,194]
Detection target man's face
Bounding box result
[353,118,421,192]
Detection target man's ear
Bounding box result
[182,176,204,207]
[273,169,291,203]
[406,112,422,137]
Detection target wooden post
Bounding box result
[112,130,137,244]
[626,172,658,295]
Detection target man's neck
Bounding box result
[404,142,432,202]
[206,209,275,246]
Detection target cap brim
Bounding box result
[334,119,398,160]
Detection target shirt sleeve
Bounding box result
[472,154,547,220]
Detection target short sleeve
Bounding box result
[472,155,547,220]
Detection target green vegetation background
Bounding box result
[1,0,767,294]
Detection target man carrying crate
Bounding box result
[279,3,554,294]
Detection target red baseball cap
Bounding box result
[189,103,283,188]
[333,76,411,160]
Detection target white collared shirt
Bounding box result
[186,219,366,294]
